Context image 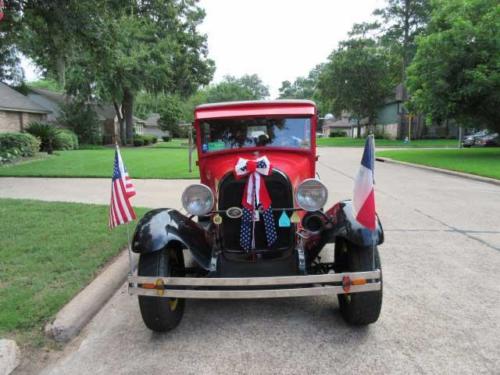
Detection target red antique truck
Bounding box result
[129,100,383,331]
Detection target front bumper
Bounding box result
[128,270,381,299]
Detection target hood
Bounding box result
[198,149,316,195]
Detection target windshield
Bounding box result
[199,117,311,153]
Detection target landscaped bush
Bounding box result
[144,135,156,145]
[54,129,79,150]
[0,132,41,164]
[25,122,61,154]
[162,135,171,142]
[329,131,347,137]
[58,101,102,145]
[132,135,158,146]
[133,135,145,147]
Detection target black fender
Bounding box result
[324,200,384,247]
[132,208,212,270]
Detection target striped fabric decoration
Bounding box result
[109,145,136,229]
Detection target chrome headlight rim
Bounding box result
[295,178,328,212]
[181,183,214,216]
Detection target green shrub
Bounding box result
[162,136,171,142]
[133,135,144,147]
[25,122,61,154]
[54,129,79,150]
[141,135,156,145]
[0,132,41,164]
[329,131,347,137]
[58,101,102,145]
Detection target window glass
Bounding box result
[200,117,311,153]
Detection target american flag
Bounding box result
[109,145,136,229]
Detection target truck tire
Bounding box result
[335,239,382,325]
[138,247,185,332]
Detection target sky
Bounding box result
[22,0,385,98]
[198,0,385,98]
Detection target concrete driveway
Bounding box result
[4,148,500,374]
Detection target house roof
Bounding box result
[29,87,67,105]
[29,87,120,121]
[144,113,160,127]
[93,104,116,121]
[0,82,51,114]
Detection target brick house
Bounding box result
[0,82,51,132]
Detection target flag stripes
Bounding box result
[109,145,136,229]
[353,135,376,230]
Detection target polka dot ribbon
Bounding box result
[234,156,278,251]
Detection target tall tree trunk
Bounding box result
[357,118,361,139]
[122,88,134,145]
[56,56,66,88]
[113,101,125,145]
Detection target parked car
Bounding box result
[129,100,383,332]
[475,133,499,147]
[462,129,490,147]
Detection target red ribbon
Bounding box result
[234,156,272,210]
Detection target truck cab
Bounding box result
[130,100,384,332]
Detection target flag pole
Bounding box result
[126,222,135,277]
[126,222,137,289]
[372,229,376,270]
[370,134,376,270]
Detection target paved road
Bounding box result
[5,148,500,374]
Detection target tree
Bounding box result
[204,74,269,103]
[65,0,214,144]
[0,0,24,84]
[407,0,500,131]
[278,64,329,115]
[238,74,270,99]
[373,0,431,81]
[58,100,101,145]
[278,65,321,99]
[318,39,393,136]
[18,0,107,87]
[158,95,183,137]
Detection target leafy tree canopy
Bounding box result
[0,1,24,84]
[203,74,269,103]
[407,0,500,130]
[278,64,330,116]
[158,95,184,137]
[318,39,394,128]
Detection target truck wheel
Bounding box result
[335,239,382,325]
[138,246,185,332]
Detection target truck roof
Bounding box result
[195,100,316,120]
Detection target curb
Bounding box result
[0,339,20,375]
[376,157,500,187]
[45,249,138,342]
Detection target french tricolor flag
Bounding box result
[353,135,376,230]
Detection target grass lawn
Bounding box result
[150,138,191,148]
[377,148,500,180]
[317,137,459,148]
[0,199,148,347]
[0,140,199,179]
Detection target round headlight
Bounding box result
[181,184,214,216]
[295,179,328,211]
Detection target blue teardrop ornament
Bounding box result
[278,210,291,227]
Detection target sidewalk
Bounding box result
[0,177,191,208]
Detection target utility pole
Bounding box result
[408,113,413,142]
